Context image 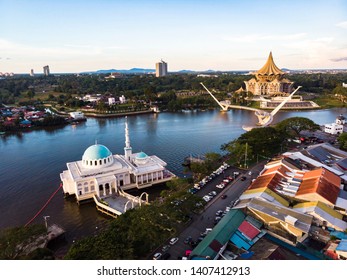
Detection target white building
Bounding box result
[156,59,168,77]
[108,97,116,105]
[336,114,346,125]
[43,65,50,76]
[69,111,85,120]
[325,123,344,135]
[119,95,126,104]
[60,117,175,204]
[343,83,347,88]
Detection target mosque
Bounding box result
[60,117,175,216]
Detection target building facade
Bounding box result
[43,65,50,76]
[244,52,294,96]
[60,117,175,202]
[156,59,168,77]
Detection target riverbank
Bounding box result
[45,104,154,118]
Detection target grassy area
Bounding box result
[17,91,76,104]
[313,94,345,108]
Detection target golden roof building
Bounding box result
[244,52,294,96]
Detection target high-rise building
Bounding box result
[30,69,35,77]
[155,59,168,77]
[43,65,50,76]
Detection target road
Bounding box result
[151,161,266,260]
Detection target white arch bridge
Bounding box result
[200,82,301,130]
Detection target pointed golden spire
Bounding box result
[256,52,284,76]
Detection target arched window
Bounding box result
[104,159,106,164]
[99,160,102,165]
[86,161,88,165]
[90,161,93,166]
[95,160,97,166]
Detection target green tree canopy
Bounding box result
[337,132,347,151]
[275,117,320,137]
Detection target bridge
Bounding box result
[200,82,302,130]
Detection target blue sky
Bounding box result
[1,0,347,73]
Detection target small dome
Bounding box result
[136,152,148,159]
[82,144,112,161]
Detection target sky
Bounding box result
[1,0,347,73]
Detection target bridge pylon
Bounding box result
[200,82,228,111]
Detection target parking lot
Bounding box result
[151,161,266,260]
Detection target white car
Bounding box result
[153,252,162,260]
[203,195,211,202]
[169,237,179,245]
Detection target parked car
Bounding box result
[169,237,179,245]
[153,252,162,260]
[162,253,171,260]
[216,210,223,216]
[184,236,192,244]
[162,245,170,252]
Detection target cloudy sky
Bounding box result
[1,0,347,73]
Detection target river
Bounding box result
[0,107,346,252]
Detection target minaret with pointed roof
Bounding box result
[244,52,293,95]
[124,117,132,161]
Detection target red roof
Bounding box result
[238,221,260,240]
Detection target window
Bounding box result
[104,159,107,164]
[91,185,95,191]
[95,160,97,166]
[84,187,88,192]
[99,160,102,165]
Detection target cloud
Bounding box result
[223,33,307,43]
[330,57,347,62]
[336,21,347,29]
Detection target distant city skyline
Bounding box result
[1,0,347,73]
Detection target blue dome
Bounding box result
[82,144,112,161]
[136,152,148,159]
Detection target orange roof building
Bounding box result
[295,168,341,206]
[244,52,294,96]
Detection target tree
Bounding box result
[0,224,47,259]
[222,140,252,167]
[337,132,347,151]
[26,89,35,100]
[275,117,320,137]
[238,126,283,157]
[333,85,347,103]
